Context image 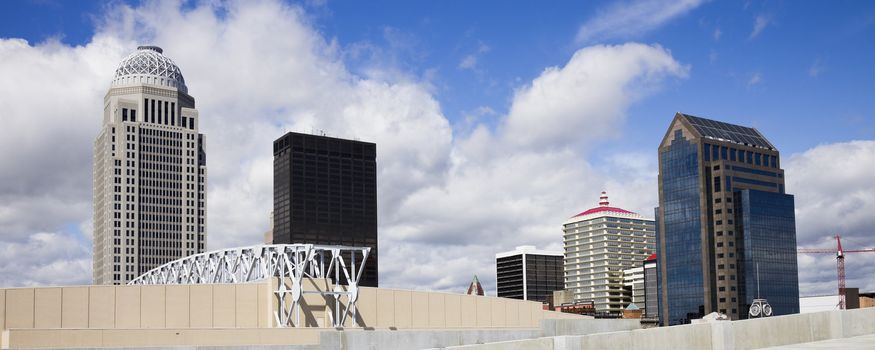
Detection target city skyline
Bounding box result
[0,0,873,297]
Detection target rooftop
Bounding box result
[680,113,776,150]
[111,45,188,93]
[568,191,643,221]
[495,245,563,259]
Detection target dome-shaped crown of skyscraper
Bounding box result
[112,45,187,93]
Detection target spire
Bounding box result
[599,191,609,207]
[466,275,484,296]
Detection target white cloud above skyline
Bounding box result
[750,14,770,39]
[0,0,871,299]
[576,0,706,43]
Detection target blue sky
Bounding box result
[3,1,874,156]
[1,0,874,295]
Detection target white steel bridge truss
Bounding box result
[128,244,370,328]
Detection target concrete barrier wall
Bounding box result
[1,282,579,333]
[1,327,323,348]
[441,308,875,350]
[0,283,271,330]
[339,286,564,329]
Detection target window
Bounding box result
[714,165,720,170]
[716,231,723,236]
[755,153,762,166]
[131,110,137,122]
[746,151,753,164]
[122,108,128,121]
[730,148,737,161]
[716,220,723,225]
[704,144,712,161]
[715,209,722,214]
[714,177,721,192]
[715,198,722,203]
[721,146,728,160]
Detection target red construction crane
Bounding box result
[797,234,875,309]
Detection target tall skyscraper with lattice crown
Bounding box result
[93,46,207,285]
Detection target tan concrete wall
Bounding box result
[1,282,573,335]
[0,284,267,332]
[347,286,566,329]
[3,328,322,349]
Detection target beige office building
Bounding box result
[92,46,207,285]
[563,192,655,313]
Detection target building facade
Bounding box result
[656,112,799,325]
[623,265,645,310]
[563,192,656,314]
[496,246,563,303]
[643,254,658,319]
[272,132,378,287]
[93,46,207,285]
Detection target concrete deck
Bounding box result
[763,334,875,349]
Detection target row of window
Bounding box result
[704,143,778,168]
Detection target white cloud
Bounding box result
[0,1,688,293]
[808,58,824,78]
[750,14,770,39]
[458,42,490,71]
[459,55,477,69]
[501,44,688,151]
[747,72,763,87]
[576,0,705,43]
[713,27,722,41]
[787,141,875,295]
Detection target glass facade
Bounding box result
[658,113,799,325]
[735,190,800,317]
[497,253,563,303]
[273,132,378,287]
[658,130,705,325]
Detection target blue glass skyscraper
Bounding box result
[655,113,799,325]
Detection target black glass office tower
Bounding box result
[496,247,564,303]
[273,132,378,287]
[655,113,799,325]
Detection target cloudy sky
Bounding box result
[0,0,873,297]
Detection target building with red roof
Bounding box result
[562,192,655,314]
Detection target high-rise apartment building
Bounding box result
[656,112,799,325]
[93,46,207,285]
[272,132,378,287]
[496,246,563,303]
[563,192,655,313]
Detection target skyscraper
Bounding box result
[93,46,207,285]
[563,192,656,313]
[272,132,378,287]
[656,112,799,325]
[495,245,563,303]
